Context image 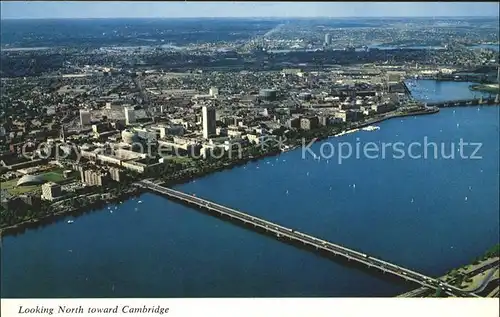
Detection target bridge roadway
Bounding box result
[137,180,480,298]
[425,96,498,107]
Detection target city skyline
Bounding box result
[1,1,499,19]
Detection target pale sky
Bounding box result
[1,2,499,19]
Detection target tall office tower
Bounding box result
[124,108,136,125]
[324,33,331,46]
[202,105,216,139]
[79,109,91,126]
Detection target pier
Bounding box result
[137,180,480,298]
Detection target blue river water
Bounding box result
[1,81,499,298]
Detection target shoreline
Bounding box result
[0,108,438,238]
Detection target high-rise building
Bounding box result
[324,33,331,46]
[79,110,91,126]
[124,108,136,125]
[202,106,216,139]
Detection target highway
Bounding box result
[138,180,480,298]
[398,258,499,297]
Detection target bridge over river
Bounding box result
[424,95,499,108]
[136,180,481,298]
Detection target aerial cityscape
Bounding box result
[0,1,499,302]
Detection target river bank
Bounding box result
[470,84,500,94]
[0,187,144,237]
[3,99,499,298]
[0,108,439,237]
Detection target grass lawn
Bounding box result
[0,169,66,196]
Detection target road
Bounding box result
[398,258,499,297]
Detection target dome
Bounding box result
[121,129,140,144]
[17,174,45,187]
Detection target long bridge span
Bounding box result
[424,96,499,108]
[137,179,480,298]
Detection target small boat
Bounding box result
[114,206,118,210]
[361,125,380,132]
[67,220,74,224]
[411,198,414,203]
[465,196,468,201]
[286,190,289,195]
[138,200,143,204]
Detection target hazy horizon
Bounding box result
[1,2,499,20]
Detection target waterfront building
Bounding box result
[335,110,361,122]
[300,117,319,130]
[41,182,62,201]
[79,110,91,126]
[109,167,125,182]
[202,106,217,139]
[80,169,110,187]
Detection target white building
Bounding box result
[325,33,331,45]
[41,182,62,201]
[209,87,219,98]
[124,108,136,125]
[79,110,91,126]
[202,106,216,139]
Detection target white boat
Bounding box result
[138,200,143,204]
[361,125,380,132]
[67,220,74,224]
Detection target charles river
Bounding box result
[2,80,499,298]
